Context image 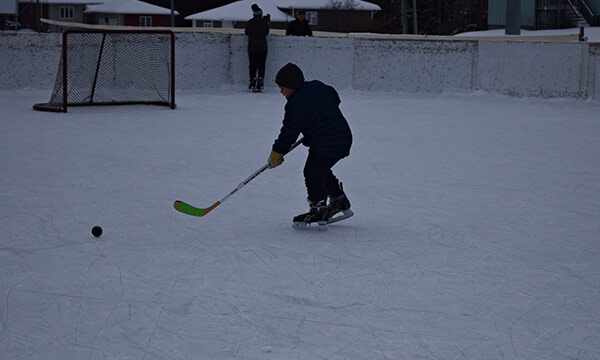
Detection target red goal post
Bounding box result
[34,29,175,113]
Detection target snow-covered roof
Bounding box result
[186,0,289,22]
[275,0,381,11]
[186,0,381,22]
[84,0,178,15]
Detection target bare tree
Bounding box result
[368,0,488,35]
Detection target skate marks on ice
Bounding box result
[348,221,600,360]
[1,90,599,359]
[225,204,598,358]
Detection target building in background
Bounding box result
[19,0,101,31]
[186,0,289,29]
[186,0,381,32]
[84,0,177,27]
[14,0,400,33]
[1,0,17,29]
[276,0,381,32]
[18,0,177,31]
[488,0,599,29]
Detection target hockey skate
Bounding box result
[253,77,264,93]
[292,200,328,230]
[248,78,256,92]
[327,183,353,224]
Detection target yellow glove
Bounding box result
[268,150,284,168]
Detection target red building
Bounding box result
[84,0,177,27]
[19,0,101,32]
[18,0,177,32]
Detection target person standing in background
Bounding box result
[245,4,269,92]
[286,10,313,36]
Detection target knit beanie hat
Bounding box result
[251,4,263,17]
[275,63,305,89]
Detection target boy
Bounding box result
[268,63,353,229]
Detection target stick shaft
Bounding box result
[218,138,303,205]
[173,138,304,217]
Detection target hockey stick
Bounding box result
[174,138,304,217]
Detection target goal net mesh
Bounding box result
[34,30,175,112]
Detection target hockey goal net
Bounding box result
[34,29,175,113]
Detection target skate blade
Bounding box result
[292,221,328,231]
[327,209,354,224]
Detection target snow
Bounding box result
[185,0,381,23]
[1,85,599,359]
[84,0,177,15]
[456,26,600,42]
[185,0,290,23]
[274,0,381,11]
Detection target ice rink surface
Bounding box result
[1,88,599,359]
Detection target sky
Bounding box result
[1,85,599,359]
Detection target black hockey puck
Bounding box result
[91,225,103,237]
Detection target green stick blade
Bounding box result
[173,200,220,217]
[174,200,206,216]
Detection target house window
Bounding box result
[59,6,74,19]
[305,11,317,25]
[203,21,213,28]
[100,17,117,25]
[140,16,152,27]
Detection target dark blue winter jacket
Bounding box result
[245,17,269,53]
[273,80,352,159]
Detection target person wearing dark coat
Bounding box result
[268,63,353,228]
[245,4,269,91]
[286,10,313,36]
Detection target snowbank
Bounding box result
[1,31,599,100]
[455,26,600,43]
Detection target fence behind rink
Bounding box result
[1,20,599,100]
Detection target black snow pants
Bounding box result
[248,51,267,80]
[303,151,345,203]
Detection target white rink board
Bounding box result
[1,31,599,99]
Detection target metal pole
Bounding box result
[14,0,18,33]
[402,0,407,34]
[170,0,175,27]
[505,0,521,35]
[35,0,40,32]
[412,0,417,34]
[62,30,68,112]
